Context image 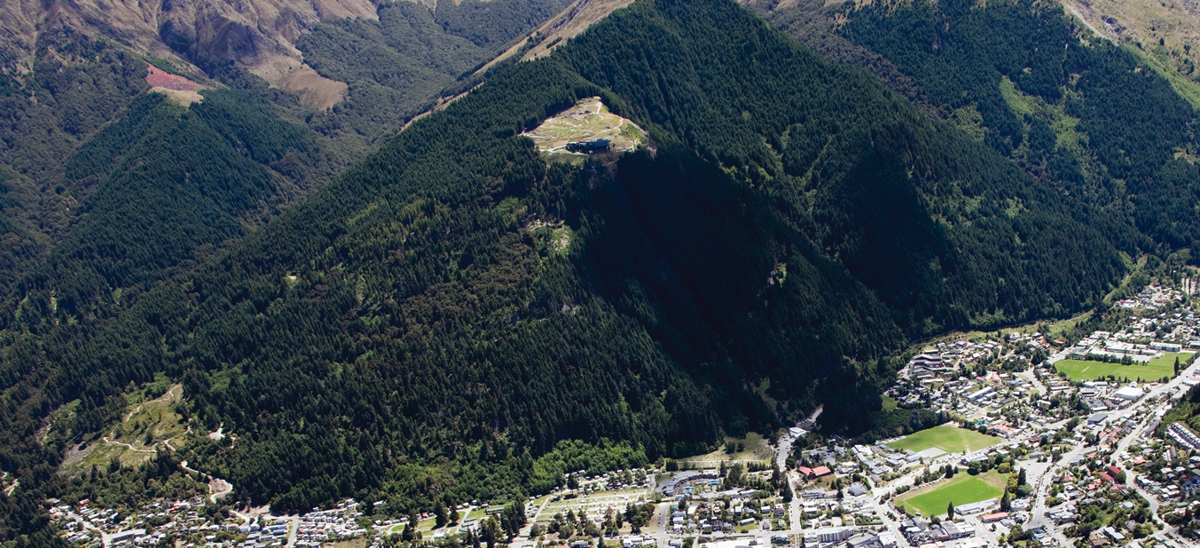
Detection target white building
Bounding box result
[1113,386,1144,401]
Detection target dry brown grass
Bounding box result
[522,96,646,156]
[276,64,348,110]
[150,88,205,107]
[473,0,638,76]
[400,0,635,132]
[1062,0,1200,108]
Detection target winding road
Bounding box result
[1026,356,1200,545]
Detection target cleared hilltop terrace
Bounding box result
[523,97,646,161]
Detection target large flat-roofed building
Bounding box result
[953,498,998,516]
[1113,386,1144,401]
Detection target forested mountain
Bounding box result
[0,0,615,540]
[759,0,1200,253]
[0,0,584,319]
[8,0,1200,544]
[0,0,1165,542]
[0,28,354,322]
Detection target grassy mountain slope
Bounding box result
[296,0,572,146]
[0,0,376,96]
[1059,0,1200,109]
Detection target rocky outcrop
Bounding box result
[1,0,378,105]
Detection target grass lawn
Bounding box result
[882,395,898,412]
[382,523,405,533]
[1053,351,1190,382]
[1048,310,1093,337]
[887,425,1002,455]
[682,432,772,464]
[1149,352,1193,369]
[896,471,1007,517]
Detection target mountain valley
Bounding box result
[3,0,1200,545]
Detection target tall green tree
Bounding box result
[435,499,448,528]
[482,518,502,548]
[501,500,527,538]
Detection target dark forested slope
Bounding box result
[0,30,150,297]
[559,0,1132,330]
[0,0,628,543]
[0,0,574,310]
[762,0,1200,254]
[8,89,342,328]
[0,30,350,319]
[0,0,1143,537]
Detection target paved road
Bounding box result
[286,515,299,547]
[867,495,913,548]
[645,362,1200,548]
[452,505,477,536]
[1026,438,1087,547]
[1116,409,1168,528]
[773,409,826,540]
[653,501,672,548]
[1024,359,1200,545]
[1019,369,1048,397]
[61,508,114,548]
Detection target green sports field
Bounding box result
[1053,351,1190,381]
[887,425,1002,455]
[896,471,1006,517]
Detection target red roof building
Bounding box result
[982,512,1009,523]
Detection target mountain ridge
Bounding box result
[0,0,1138,520]
[0,0,376,101]
[5,0,1200,543]
[0,0,587,317]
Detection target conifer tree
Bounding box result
[435,500,448,528]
